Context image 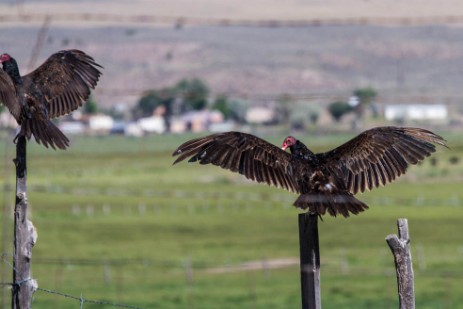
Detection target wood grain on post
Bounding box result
[12,136,38,309]
[298,213,321,309]
[386,218,415,309]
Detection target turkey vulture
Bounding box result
[172,127,447,217]
[0,49,102,149]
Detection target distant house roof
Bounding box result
[181,110,223,123]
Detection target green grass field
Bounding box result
[0,131,462,308]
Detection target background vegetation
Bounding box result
[0,131,461,308]
[2,2,463,308]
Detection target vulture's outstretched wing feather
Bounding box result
[0,69,20,119]
[173,132,300,193]
[22,49,102,118]
[319,127,447,194]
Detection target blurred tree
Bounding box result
[175,78,209,111]
[134,89,170,117]
[227,99,250,124]
[352,87,378,118]
[449,156,460,165]
[133,88,175,132]
[83,96,98,114]
[134,90,159,118]
[309,111,319,125]
[105,105,125,121]
[276,93,292,125]
[133,78,211,132]
[212,94,232,119]
[328,101,353,122]
[289,102,320,131]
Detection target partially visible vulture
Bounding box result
[0,49,102,149]
[173,127,447,217]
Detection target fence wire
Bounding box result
[1,254,149,309]
[35,287,147,309]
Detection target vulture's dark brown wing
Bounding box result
[22,49,102,118]
[319,126,447,194]
[173,131,300,193]
[0,69,20,120]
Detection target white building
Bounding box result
[137,115,166,134]
[171,110,224,133]
[88,114,114,132]
[384,104,448,121]
[245,106,275,124]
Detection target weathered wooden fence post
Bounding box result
[12,136,38,309]
[386,218,415,309]
[298,213,321,309]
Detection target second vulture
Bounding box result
[173,127,446,217]
[0,49,102,150]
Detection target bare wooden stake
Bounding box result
[386,218,415,309]
[12,136,38,309]
[298,213,321,309]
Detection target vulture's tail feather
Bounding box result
[293,192,368,218]
[21,118,69,150]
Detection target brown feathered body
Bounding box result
[0,50,102,149]
[172,127,447,217]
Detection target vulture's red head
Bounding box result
[282,136,297,151]
[0,53,12,63]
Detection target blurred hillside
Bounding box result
[3,0,463,20]
[1,1,463,111]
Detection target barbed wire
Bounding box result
[2,13,463,27]
[1,253,149,309]
[35,287,148,309]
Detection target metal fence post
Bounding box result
[298,213,321,309]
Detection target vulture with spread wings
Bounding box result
[0,49,102,149]
[173,127,446,217]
